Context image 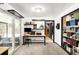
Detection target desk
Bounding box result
[23,35,46,45]
[0,47,9,55]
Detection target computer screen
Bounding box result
[24,28,31,32]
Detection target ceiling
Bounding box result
[9,3,75,18]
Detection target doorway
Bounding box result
[45,20,55,42]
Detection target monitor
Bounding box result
[24,28,31,32]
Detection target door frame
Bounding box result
[45,20,55,43]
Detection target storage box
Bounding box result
[75,19,79,25]
[70,27,75,32]
[67,32,71,37]
[78,22,79,25]
[70,20,77,26]
[66,21,70,26]
[66,27,70,32]
[76,27,79,32]
[63,38,66,42]
[76,33,79,39]
[70,19,79,26]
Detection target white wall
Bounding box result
[22,17,54,33]
[21,4,79,46]
[54,18,61,46]
[54,4,79,46]
[22,17,54,40]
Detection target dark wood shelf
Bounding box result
[63,31,79,34]
[24,28,44,30]
[24,24,37,25]
[63,36,74,40]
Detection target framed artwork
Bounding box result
[56,23,60,29]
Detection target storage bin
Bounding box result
[76,19,79,25]
[76,33,79,39]
[70,20,76,26]
[66,21,70,26]
[70,19,78,26]
[67,32,71,37]
[76,27,79,32]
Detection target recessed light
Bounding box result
[32,5,45,13]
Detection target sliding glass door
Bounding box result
[15,19,21,48]
[0,10,22,54]
[0,22,8,46]
[0,12,13,54]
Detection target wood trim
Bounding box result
[61,17,63,47]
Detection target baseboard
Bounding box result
[54,42,62,48]
[54,42,69,55]
[11,45,22,55]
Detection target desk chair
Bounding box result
[25,39,32,46]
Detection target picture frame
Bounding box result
[56,23,60,29]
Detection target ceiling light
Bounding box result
[32,6,45,13]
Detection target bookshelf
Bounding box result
[62,8,79,55]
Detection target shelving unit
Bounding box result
[62,8,79,55]
[24,21,45,35]
[64,26,79,28]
